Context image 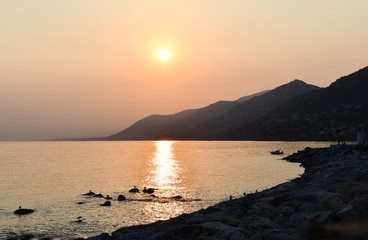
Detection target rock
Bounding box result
[143,187,155,194]
[247,202,274,217]
[129,187,139,193]
[100,201,111,206]
[334,205,364,221]
[77,201,85,205]
[252,229,296,240]
[83,190,95,196]
[93,194,104,198]
[200,222,245,239]
[337,182,368,196]
[240,216,279,231]
[105,195,112,200]
[86,232,110,240]
[14,208,34,215]
[274,206,295,217]
[118,194,126,201]
[171,195,183,199]
[19,233,35,239]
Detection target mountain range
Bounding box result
[105,66,368,141]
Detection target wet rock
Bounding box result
[100,201,111,206]
[129,187,139,193]
[143,187,155,194]
[105,195,112,200]
[171,195,183,199]
[83,191,95,196]
[117,195,126,201]
[93,194,104,198]
[14,208,34,215]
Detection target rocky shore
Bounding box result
[87,145,368,240]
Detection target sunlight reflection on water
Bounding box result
[146,141,180,189]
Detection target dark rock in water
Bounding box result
[93,194,104,198]
[83,190,95,196]
[14,208,34,215]
[143,187,155,194]
[117,195,126,201]
[77,201,85,205]
[129,187,139,193]
[100,201,111,206]
[105,195,112,200]
[171,195,183,199]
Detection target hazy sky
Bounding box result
[1,1,367,140]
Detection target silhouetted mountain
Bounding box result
[167,80,319,139]
[221,66,368,141]
[106,91,268,140]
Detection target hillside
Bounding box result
[221,66,368,141]
[106,91,268,140]
[169,80,319,139]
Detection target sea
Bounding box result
[0,141,331,239]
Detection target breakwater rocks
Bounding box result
[87,145,368,240]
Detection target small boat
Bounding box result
[270,149,284,155]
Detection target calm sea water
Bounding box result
[0,141,331,239]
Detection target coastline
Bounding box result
[87,145,368,240]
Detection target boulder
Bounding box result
[83,191,95,196]
[143,187,155,194]
[171,195,183,199]
[239,216,279,231]
[129,187,139,193]
[14,208,34,215]
[93,194,104,198]
[334,205,364,221]
[118,195,126,201]
[100,201,111,206]
[274,206,295,217]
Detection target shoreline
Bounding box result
[87,145,368,240]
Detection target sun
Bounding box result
[158,49,170,60]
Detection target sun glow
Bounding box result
[158,49,170,60]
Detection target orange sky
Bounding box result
[1,1,368,140]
